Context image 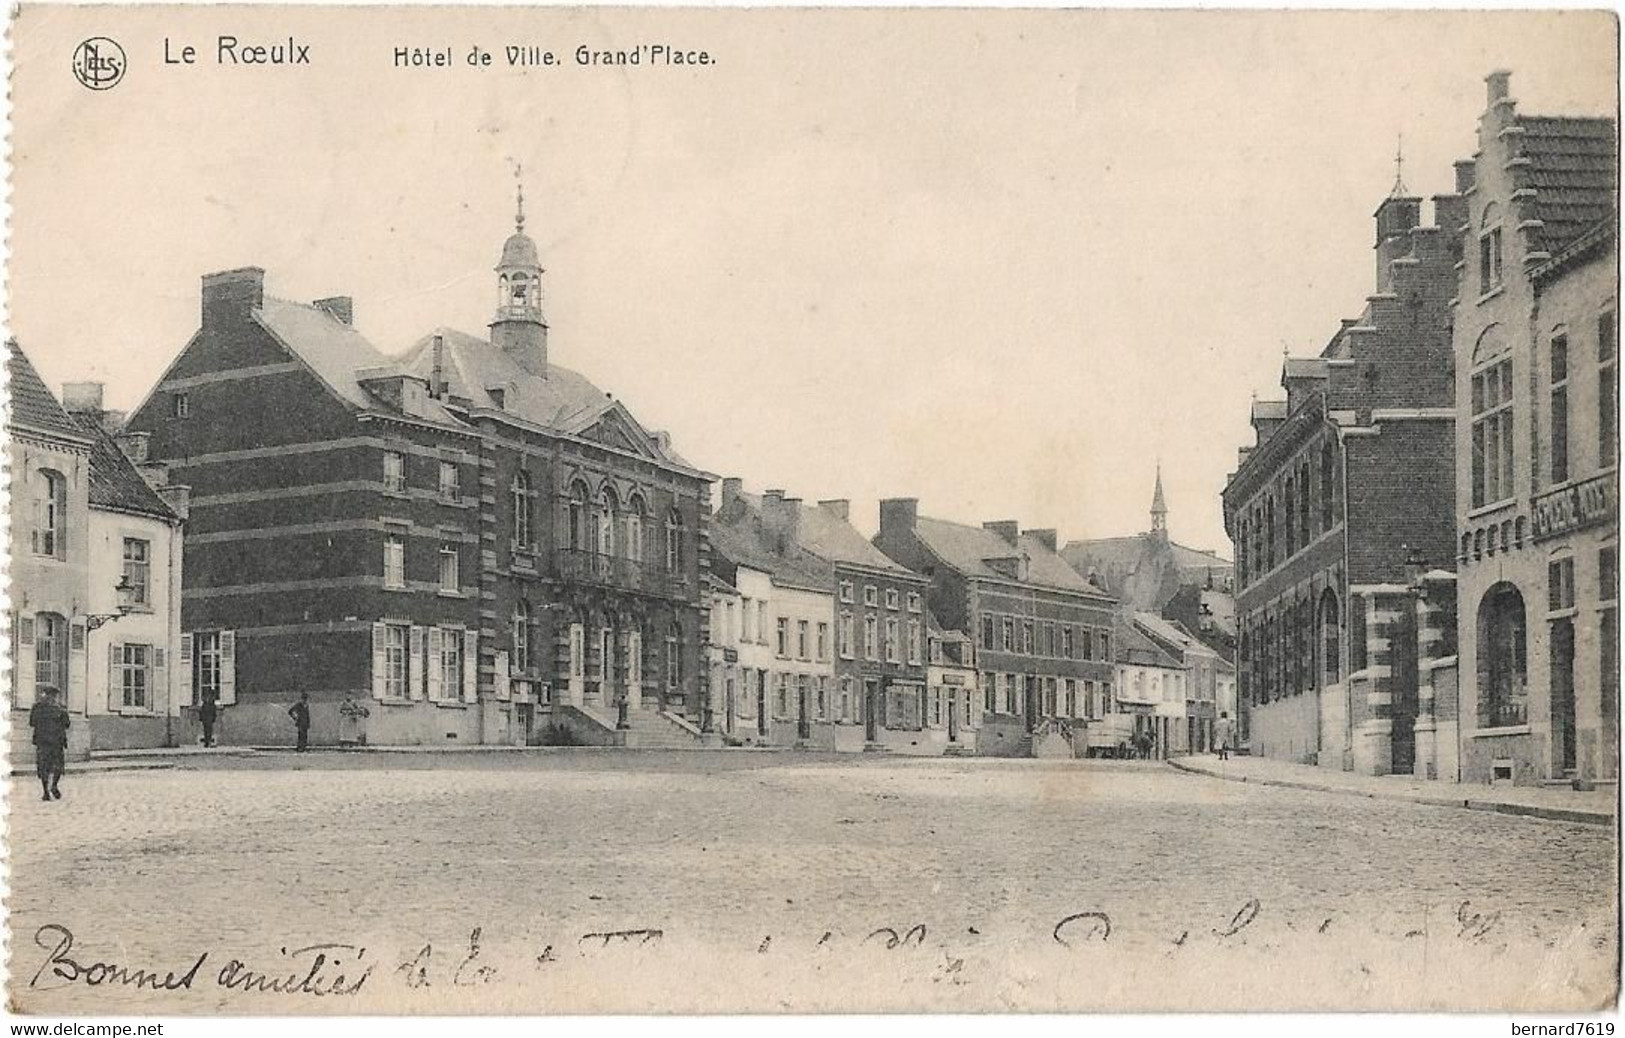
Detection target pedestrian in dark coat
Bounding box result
[30,688,70,801]
[288,693,311,751]
[199,691,219,748]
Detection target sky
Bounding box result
[10,7,1617,556]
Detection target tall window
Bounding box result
[885,618,900,663]
[1477,582,1528,728]
[122,538,150,606]
[742,597,754,642]
[981,615,996,650]
[1320,590,1340,686]
[625,495,645,562]
[33,469,64,557]
[596,489,617,557]
[383,451,405,493]
[384,623,409,698]
[1265,496,1276,571]
[864,585,879,607]
[439,461,460,501]
[195,630,222,703]
[116,643,151,709]
[1550,334,1570,484]
[666,622,681,689]
[513,600,532,672]
[35,613,65,695]
[568,482,588,551]
[776,617,790,658]
[511,471,533,550]
[1285,474,1297,557]
[384,531,406,589]
[817,622,829,661]
[440,627,462,699]
[665,509,683,573]
[907,619,921,665]
[1471,357,1515,507]
[438,540,459,592]
[1001,618,1014,652]
[864,615,879,661]
[839,612,855,659]
[1060,625,1074,659]
[797,620,810,660]
[1548,555,1576,612]
[1320,441,1336,530]
[1479,205,1504,295]
[1298,461,1311,545]
[1600,310,1617,468]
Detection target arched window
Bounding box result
[568,481,588,552]
[1320,590,1341,686]
[596,488,618,557]
[33,468,65,558]
[1460,532,1473,564]
[624,494,646,563]
[665,508,683,573]
[510,272,530,307]
[35,612,66,696]
[1471,326,1514,508]
[512,599,532,673]
[1477,582,1528,728]
[511,470,533,551]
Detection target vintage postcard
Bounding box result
[5,4,1619,1018]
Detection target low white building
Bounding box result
[925,620,980,754]
[1111,616,1186,758]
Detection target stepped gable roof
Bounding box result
[73,414,177,521]
[1516,114,1616,255]
[255,298,464,426]
[7,343,90,441]
[914,516,1101,595]
[709,512,834,593]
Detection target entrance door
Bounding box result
[947,688,960,743]
[797,679,810,740]
[1552,619,1577,774]
[756,671,768,736]
[724,675,736,735]
[1024,677,1038,733]
[865,680,880,742]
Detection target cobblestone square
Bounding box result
[9,753,1617,1014]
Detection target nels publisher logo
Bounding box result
[72,37,126,90]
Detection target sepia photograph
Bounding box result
[4,4,1619,1020]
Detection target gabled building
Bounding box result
[1222,161,1465,775]
[124,193,713,747]
[925,615,980,754]
[874,500,1117,757]
[707,502,836,747]
[1452,70,1618,786]
[716,482,930,752]
[1110,614,1186,759]
[1133,611,1221,754]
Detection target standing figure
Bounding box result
[29,687,70,801]
[199,690,219,748]
[288,693,311,752]
[1215,711,1234,761]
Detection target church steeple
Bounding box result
[1150,464,1168,539]
[490,173,549,376]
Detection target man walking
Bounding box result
[288,692,311,752]
[1215,711,1234,761]
[30,688,70,801]
[199,690,219,748]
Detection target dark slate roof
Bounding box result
[1113,614,1182,669]
[914,516,1102,595]
[733,490,912,575]
[709,512,835,592]
[72,414,177,520]
[7,343,90,441]
[1517,115,1617,256]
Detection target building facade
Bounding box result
[1111,616,1186,759]
[1452,70,1618,786]
[124,198,712,747]
[1135,611,1220,754]
[925,620,980,754]
[1223,174,1464,775]
[874,501,1118,757]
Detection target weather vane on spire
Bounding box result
[514,163,526,233]
[1391,133,1407,197]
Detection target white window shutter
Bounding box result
[494,650,511,701]
[179,633,194,706]
[219,630,237,705]
[371,622,389,700]
[17,617,37,708]
[462,629,478,703]
[408,625,424,700]
[426,628,443,702]
[628,631,642,687]
[108,643,121,711]
[153,647,167,715]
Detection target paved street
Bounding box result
[10,752,1616,1014]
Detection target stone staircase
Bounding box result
[571,704,706,749]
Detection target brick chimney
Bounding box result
[721,477,744,510]
[984,520,1020,545]
[1028,528,1058,552]
[879,498,919,536]
[1454,160,1476,196]
[1486,69,1512,106]
[1374,195,1422,293]
[761,493,803,554]
[202,267,265,328]
[61,381,104,415]
[314,296,353,325]
[817,498,850,520]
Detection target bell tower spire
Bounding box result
[490,166,549,376]
[1150,463,1169,540]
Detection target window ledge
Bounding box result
[1466,499,1518,520]
[432,700,470,710]
[436,590,467,599]
[1476,285,1506,306]
[1471,724,1532,738]
[382,584,412,593]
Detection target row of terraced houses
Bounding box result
[1224,70,1618,788]
[10,187,1237,762]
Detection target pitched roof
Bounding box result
[1113,616,1183,669]
[72,414,177,520]
[1134,612,1216,658]
[914,516,1102,595]
[1282,356,1329,382]
[7,343,91,441]
[1516,115,1616,256]
[797,501,912,574]
[709,512,835,592]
